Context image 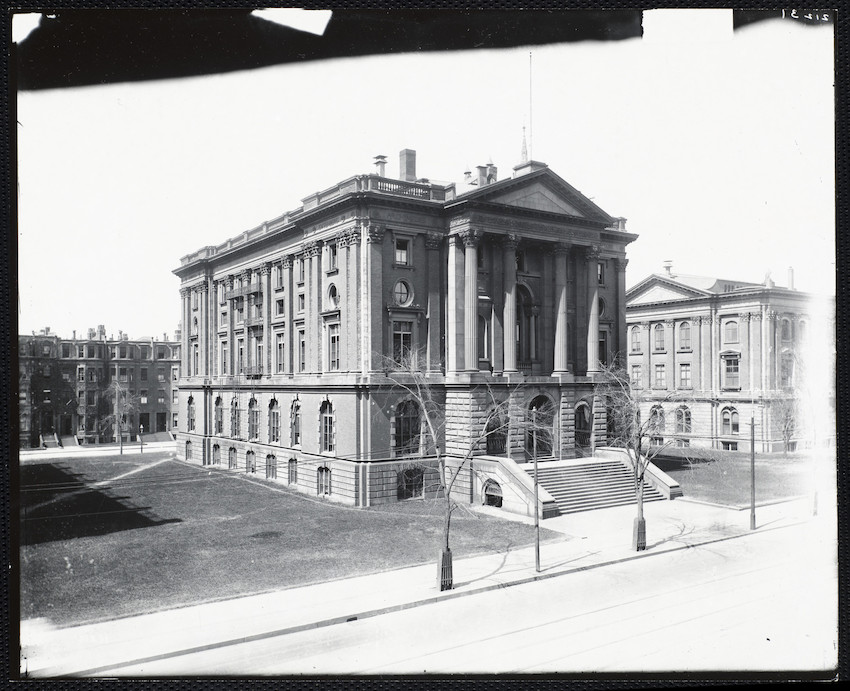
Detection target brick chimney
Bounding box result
[399,149,416,182]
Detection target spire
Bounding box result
[520,126,528,164]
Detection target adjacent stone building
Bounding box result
[626,264,831,453]
[174,150,636,509]
[18,326,181,448]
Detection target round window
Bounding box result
[328,284,339,307]
[393,280,411,306]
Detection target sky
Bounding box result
[16,10,835,341]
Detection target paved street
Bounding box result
[21,495,837,677]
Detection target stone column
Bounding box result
[179,287,190,377]
[615,258,628,365]
[225,275,234,377]
[553,243,570,374]
[343,231,361,373]
[425,233,442,372]
[198,281,209,376]
[502,235,519,373]
[364,225,384,373]
[585,246,601,374]
[462,230,480,372]
[260,263,272,375]
[281,256,293,375]
[306,241,321,374]
[446,234,464,374]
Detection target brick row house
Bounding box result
[18,326,181,448]
[174,150,636,509]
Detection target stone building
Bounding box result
[174,149,636,511]
[626,264,832,453]
[18,326,181,448]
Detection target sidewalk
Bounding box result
[19,440,177,462]
[19,494,830,678]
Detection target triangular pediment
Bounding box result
[484,182,585,216]
[460,168,614,223]
[628,276,711,305]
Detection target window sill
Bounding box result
[393,263,414,270]
[325,268,339,276]
[677,348,693,353]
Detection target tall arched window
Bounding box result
[724,320,739,343]
[265,454,277,479]
[288,458,298,484]
[575,401,591,448]
[185,440,192,460]
[230,398,240,437]
[248,398,259,439]
[214,397,223,435]
[291,400,301,446]
[245,450,256,473]
[527,395,554,457]
[320,401,335,453]
[268,400,280,443]
[675,406,692,434]
[679,322,692,350]
[228,447,237,469]
[395,400,421,456]
[212,444,221,464]
[477,314,489,361]
[630,325,641,353]
[722,408,740,435]
[653,323,665,351]
[187,397,195,432]
[485,408,508,455]
[781,318,792,341]
[317,466,331,495]
[649,405,665,445]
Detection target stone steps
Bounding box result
[530,460,666,514]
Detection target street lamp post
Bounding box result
[750,415,756,530]
[532,406,540,573]
[139,423,144,454]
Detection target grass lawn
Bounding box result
[653,448,826,507]
[19,453,559,627]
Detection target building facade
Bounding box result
[626,266,830,453]
[18,326,181,448]
[174,150,636,508]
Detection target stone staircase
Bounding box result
[529,459,666,515]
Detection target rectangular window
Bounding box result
[298,330,306,372]
[86,391,96,406]
[679,363,692,389]
[62,344,71,357]
[393,321,413,364]
[297,293,305,313]
[275,264,284,289]
[171,367,178,381]
[598,331,608,367]
[654,364,666,388]
[192,291,198,309]
[220,310,227,326]
[327,324,340,370]
[140,390,148,404]
[78,367,85,382]
[292,406,301,446]
[141,368,148,381]
[238,339,245,374]
[395,238,410,265]
[140,345,149,359]
[722,441,738,451]
[269,409,280,443]
[119,367,128,382]
[172,390,178,404]
[158,391,165,404]
[220,343,228,375]
[276,333,285,373]
[328,243,338,271]
[157,347,167,359]
[172,412,179,428]
[120,346,127,358]
[297,257,305,283]
[597,261,605,285]
[723,356,740,389]
[87,345,95,358]
[276,298,285,316]
[78,345,85,358]
[631,364,642,388]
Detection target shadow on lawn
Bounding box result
[19,463,181,546]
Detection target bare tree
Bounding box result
[595,363,679,551]
[100,379,139,455]
[380,349,511,590]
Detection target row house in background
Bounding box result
[626,264,833,453]
[174,149,636,511]
[18,325,181,448]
